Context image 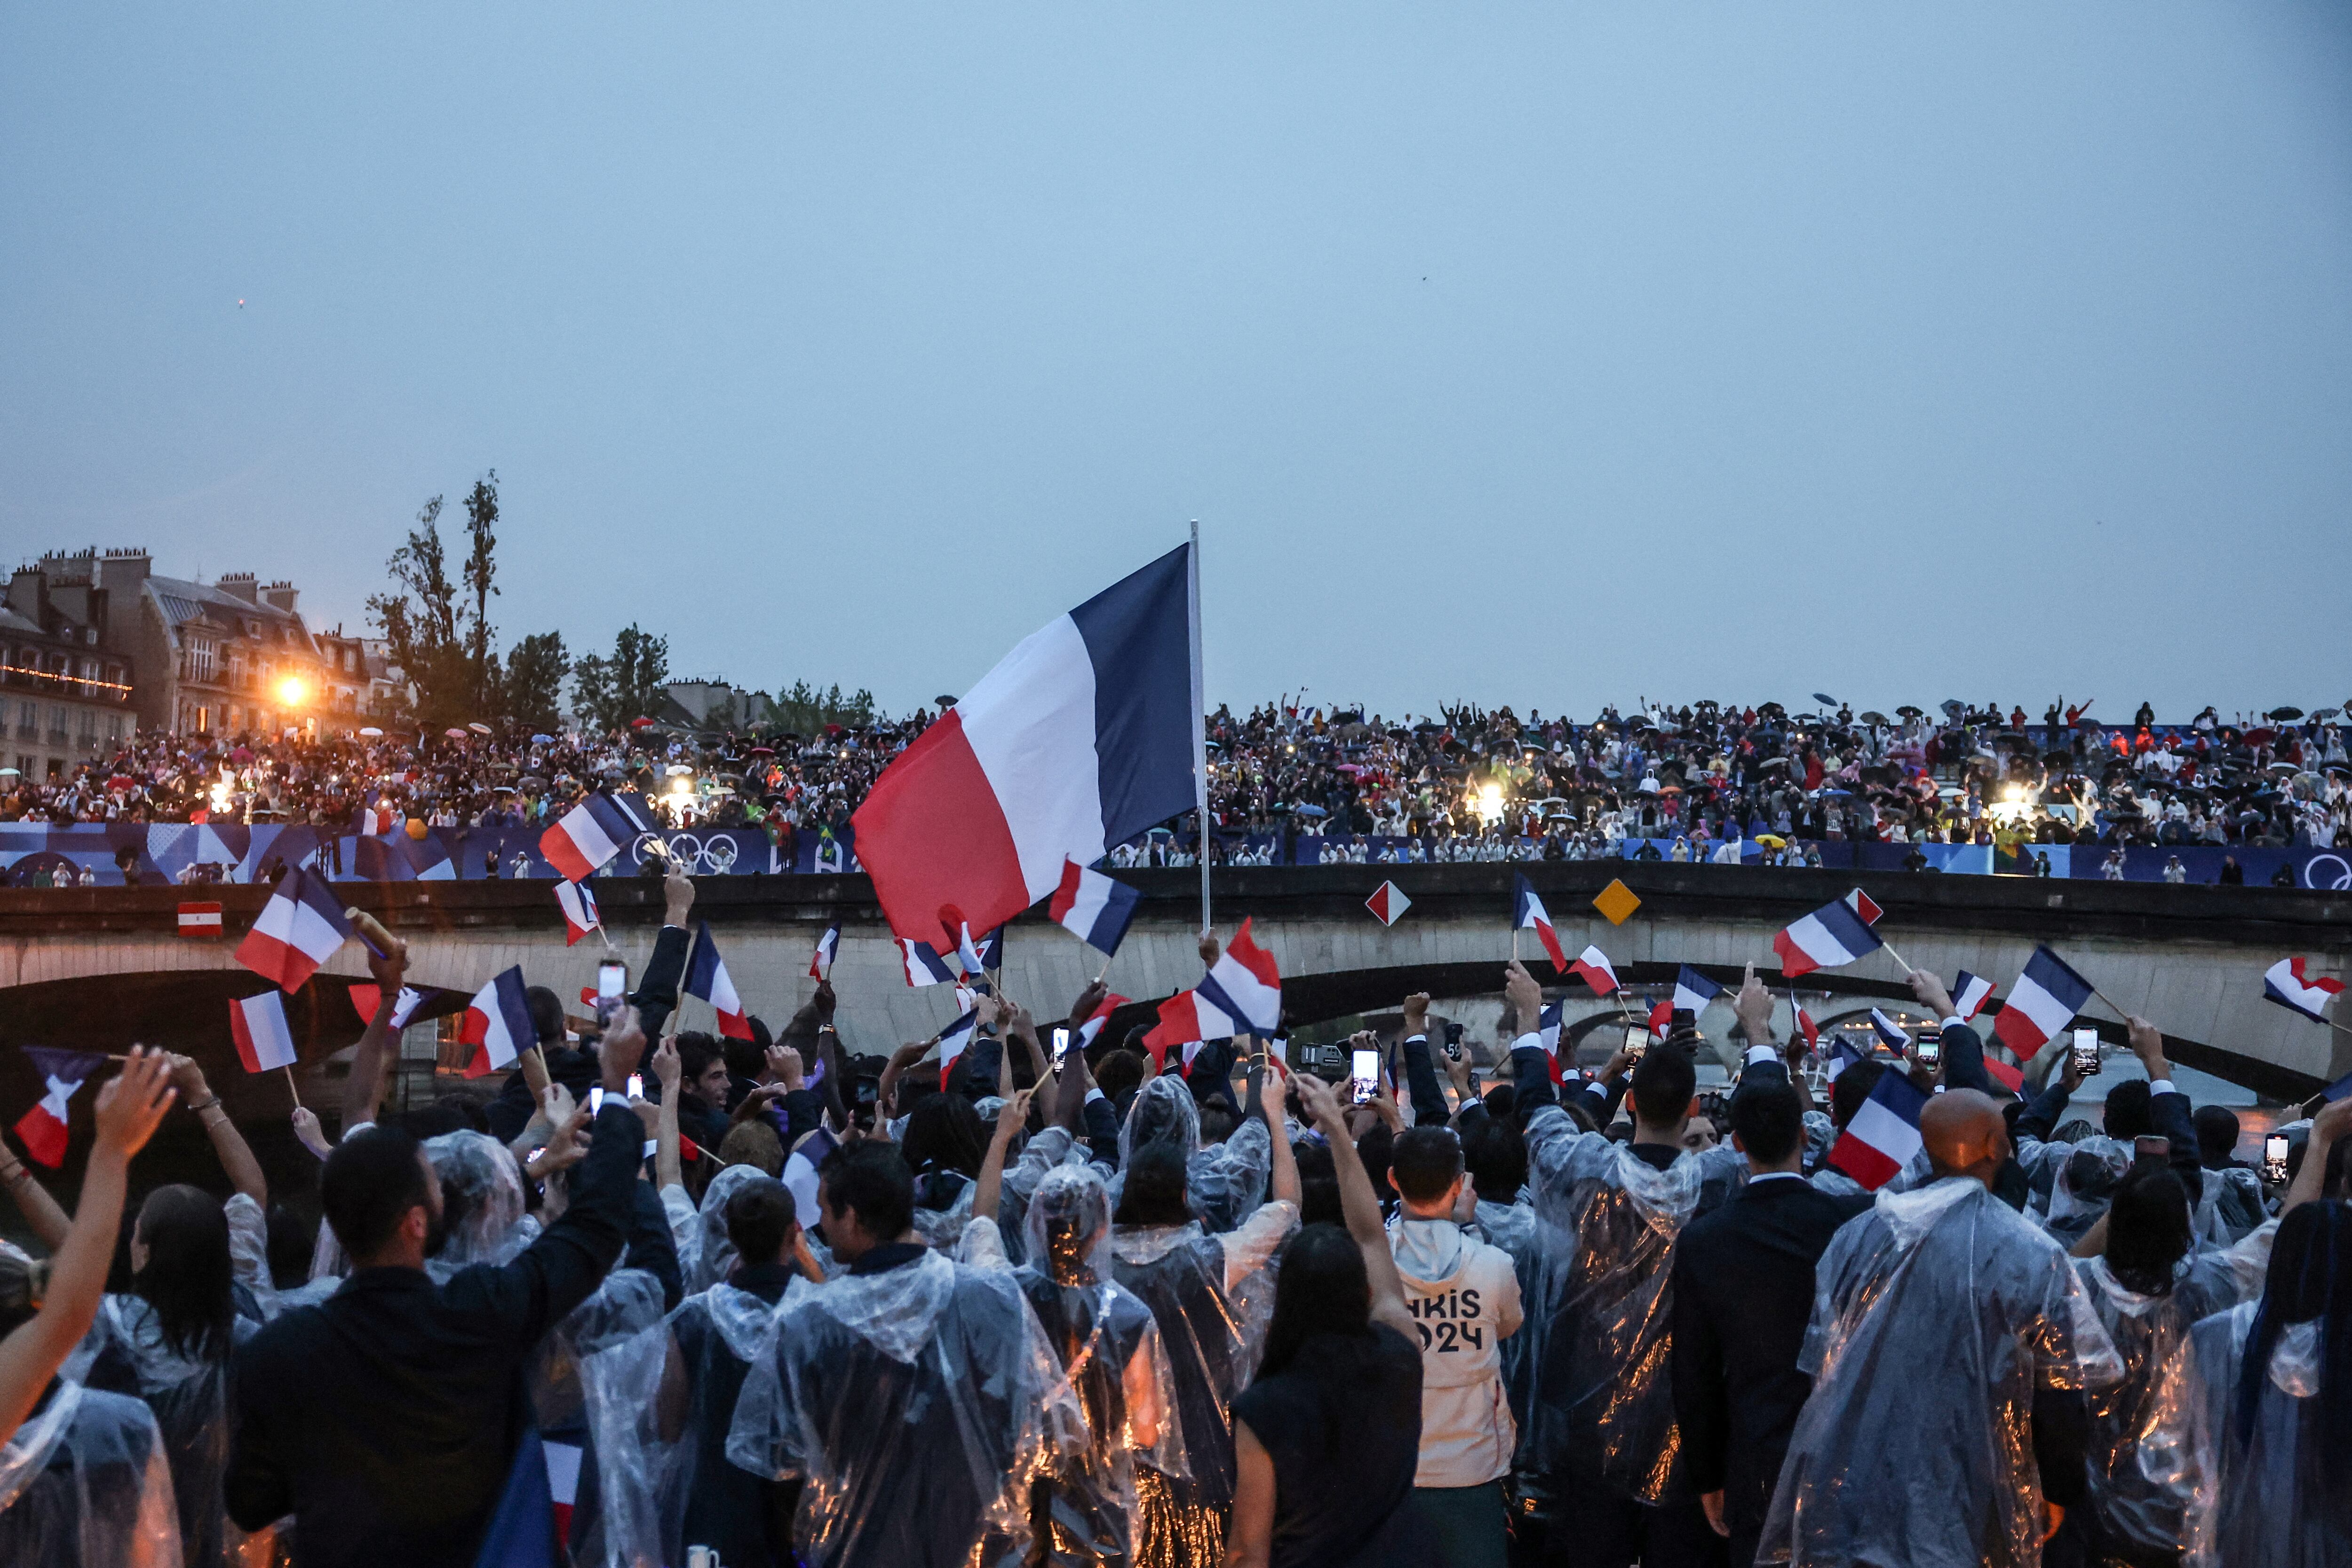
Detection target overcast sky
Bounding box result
[5,4,2347,722]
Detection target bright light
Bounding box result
[1474,783,1504,824]
[668,777,691,796]
[276,676,307,706]
[210,780,232,810]
[2004,784,2026,804]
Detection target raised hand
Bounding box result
[600,1005,648,1091]
[663,865,695,927]
[290,1106,331,1160]
[1907,969,1955,1021]
[1502,960,1542,1032]
[92,1048,175,1164]
[651,1037,681,1093]
[1401,992,1431,1034]
[1734,963,1774,1045]
[813,978,837,1024]
[166,1052,210,1102]
[1067,979,1110,1029]
[991,1087,1035,1149]
[2125,1016,2169,1081]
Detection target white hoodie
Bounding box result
[1389,1216,1524,1487]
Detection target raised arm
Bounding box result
[341,935,410,1136]
[170,1053,266,1205]
[0,1144,70,1254]
[971,1087,1035,1236]
[1263,1063,1299,1207]
[0,1050,174,1445]
[650,1038,684,1190]
[1294,1072,1410,1338]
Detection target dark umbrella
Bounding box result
[1812,693,1839,707]
[2269,707,2304,721]
[1860,711,1889,727]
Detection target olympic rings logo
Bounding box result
[2304,854,2351,892]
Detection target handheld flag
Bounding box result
[1794,1003,1820,1053]
[1951,971,1994,1022]
[1365,881,1412,927]
[347,983,434,1031]
[936,1007,979,1089]
[1569,946,1620,996]
[230,990,299,1073]
[684,922,754,1041]
[1673,966,1724,1017]
[1051,859,1142,956]
[1867,1008,1909,1052]
[809,919,840,980]
[1645,998,1673,1037]
[782,1126,839,1229]
[355,800,398,837]
[1771,898,1884,979]
[1197,919,1282,1035]
[852,545,1199,949]
[553,880,601,947]
[234,868,354,992]
[177,901,223,938]
[943,907,989,976]
[2264,958,2343,1023]
[461,966,535,1077]
[539,792,653,883]
[1823,1032,1867,1081]
[543,1440,584,1545]
[1513,875,1569,974]
[1825,1067,1931,1190]
[10,1049,105,1168]
[899,938,957,988]
[1077,991,1131,1047]
[1992,946,2095,1060]
[1536,1000,1568,1084]
[974,925,1005,973]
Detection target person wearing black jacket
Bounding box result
[1670,1078,1868,1568]
[223,1006,650,1568]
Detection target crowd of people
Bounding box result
[2,863,2348,1567]
[8,696,2352,877]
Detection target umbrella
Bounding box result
[468,722,493,735]
[1758,757,1790,771]
[666,764,695,776]
[1812,693,1838,707]
[1941,700,1965,718]
[2315,708,2340,722]
[444,728,468,739]
[1860,711,1889,726]
[630,717,656,729]
[934,694,959,708]
[2245,728,2276,746]
[1896,705,1923,718]
[0,767,17,777]
[358,727,383,736]
[1754,833,1787,848]
[2269,707,2304,721]
[1294,804,1329,817]
[531,733,555,744]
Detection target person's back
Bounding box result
[0,1380,180,1568]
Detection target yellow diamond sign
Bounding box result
[1593,878,1642,926]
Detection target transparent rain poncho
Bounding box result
[0,1381,183,1568]
[2070,1222,2276,1556]
[1757,1177,2125,1568]
[1518,1103,1745,1497]
[961,1165,1190,1568]
[2042,1136,2133,1251]
[1471,1196,1549,1458]
[1109,1079,1271,1236]
[672,1165,771,1295]
[2178,1296,2352,1567]
[421,1130,534,1278]
[1108,1186,1295,1566]
[2194,1164,2270,1245]
[725,1247,1081,1568]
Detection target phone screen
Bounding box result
[627,1073,643,1101]
[596,960,628,1029]
[1624,1025,1649,1060]
[1914,1036,1943,1069]
[2263,1134,2290,1182]
[2071,1028,2100,1077]
[1051,1027,1071,1066]
[1349,1048,1380,1104]
[589,1085,606,1115]
[2134,1134,2171,1164]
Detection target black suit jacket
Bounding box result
[224,1101,642,1567]
[1669,1174,1870,1535]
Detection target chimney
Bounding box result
[217,572,259,604]
[261,580,299,614]
[7,565,44,623]
[96,550,151,595]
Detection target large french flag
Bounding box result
[684,921,753,1041]
[1825,1067,1930,1190]
[553,880,600,947]
[1050,858,1142,957]
[1569,946,1619,996]
[234,868,353,992]
[1992,945,2095,1060]
[230,990,300,1073]
[1771,898,1883,979]
[539,792,653,883]
[852,545,1199,949]
[461,966,535,1077]
[2264,957,2343,1023]
[1513,875,1569,973]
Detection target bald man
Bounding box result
[1756,1090,2124,1568]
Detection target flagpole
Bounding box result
[666,924,700,1043]
[1189,518,1210,939]
[283,1066,302,1109]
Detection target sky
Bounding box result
[4,4,2349,723]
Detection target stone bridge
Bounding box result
[4,864,2348,1109]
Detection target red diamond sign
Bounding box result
[1365,880,1412,927]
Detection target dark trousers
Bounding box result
[1541,1475,1727,1568]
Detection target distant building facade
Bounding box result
[2,554,137,780]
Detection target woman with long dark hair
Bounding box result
[1225,1071,1433,1568]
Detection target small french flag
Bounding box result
[936,1006,979,1089]
[1513,874,1569,974]
[2264,957,2343,1023]
[1825,1066,1930,1190]
[1794,1004,1820,1053]
[1144,992,1233,1067]
[1646,998,1674,1037]
[230,990,301,1073]
[543,1439,584,1544]
[782,1126,838,1228]
[539,792,652,883]
[1197,919,1282,1035]
[553,880,600,947]
[1992,945,2095,1061]
[347,983,433,1030]
[1536,999,1568,1084]
[1077,991,1130,1047]
[1823,1033,1867,1081]
[810,919,840,980]
[233,868,354,993]
[1951,971,1994,1022]
[1569,945,1619,996]
[1867,1008,1909,1052]
[900,938,957,988]
[461,966,535,1077]
[1772,898,1884,980]
[10,1049,104,1168]
[1364,880,1412,927]
[684,921,754,1041]
[355,801,398,837]
[1673,965,1724,1017]
[1052,859,1142,956]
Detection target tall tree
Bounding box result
[572,624,670,733]
[462,473,501,714]
[366,495,472,727]
[771,679,878,735]
[502,632,570,734]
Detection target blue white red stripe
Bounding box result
[8,1049,102,1169]
[539,792,652,883]
[810,920,840,980]
[900,938,957,987]
[1078,992,1130,1047]
[233,868,354,992]
[684,921,753,1041]
[1992,945,2094,1060]
[1051,858,1143,956]
[1771,898,1884,979]
[1195,919,1282,1035]
[347,983,433,1030]
[1951,971,1994,1022]
[230,990,299,1072]
[936,1006,979,1089]
[1823,1032,1867,1080]
[553,880,600,946]
[1513,875,1568,973]
[1673,965,1724,1017]
[461,966,535,1077]
[1569,946,1619,996]
[851,545,1198,948]
[782,1126,838,1228]
[1867,1008,1909,1052]
[1825,1068,1929,1189]
[2264,957,2343,1023]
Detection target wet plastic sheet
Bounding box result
[1472,1197,1549,1456]
[725,1248,1079,1568]
[2072,1222,2276,1555]
[1757,1177,2124,1568]
[1108,1079,1272,1236]
[1518,1104,1745,1497]
[2180,1300,2347,1568]
[0,1381,185,1568]
[2041,1135,2133,1251]
[421,1130,532,1275]
[83,1295,270,1568]
[675,1164,771,1295]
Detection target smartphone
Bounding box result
[2134,1134,2171,1164]
[1051,1027,1071,1067]
[1913,1034,1943,1071]
[1624,1025,1649,1061]
[1349,1048,1380,1105]
[589,1085,606,1115]
[596,960,628,1029]
[627,1073,644,1101]
[2263,1133,2291,1183]
[1443,1022,1465,1062]
[2070,1028,2100,1078]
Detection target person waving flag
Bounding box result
[10,1048,106,1168]
[1992,946,2095,1060]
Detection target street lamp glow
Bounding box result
[1475,783,1504,823]
[276,676,308,706]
